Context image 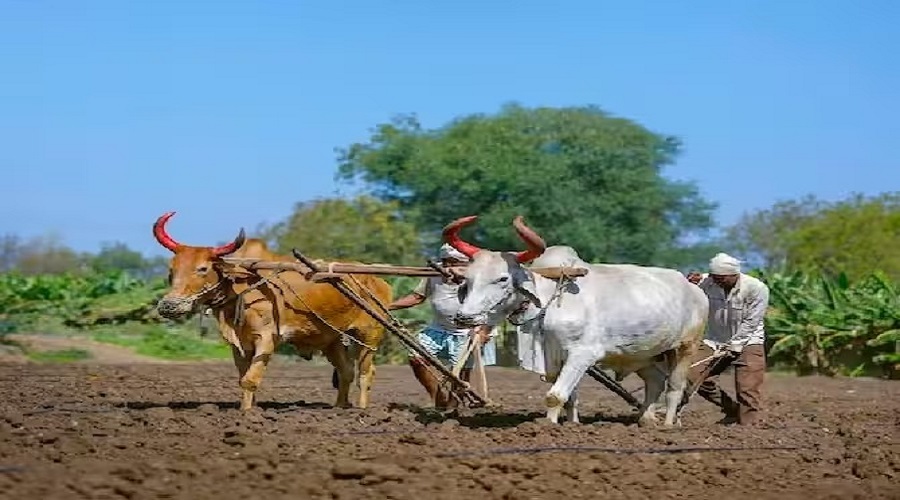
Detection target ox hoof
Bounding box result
[544,393,564,408]
[637,414,659,428]
[663,419,682,428]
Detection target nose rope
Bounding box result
[186,269,278,331]
[511,270,571,327]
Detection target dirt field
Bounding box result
[0,360,896,500]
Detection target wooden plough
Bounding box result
[221,249,640,410]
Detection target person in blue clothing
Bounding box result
[389,243,497,408]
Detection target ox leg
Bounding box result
[564,388,579,423]
[231,346,254,408]
[635,366,666,427]
[324,341,354,409]
[354,342,377,410]
[545,349,599,424]
[240,333,275,411]
[664,348,693,427]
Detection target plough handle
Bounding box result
[679,354,730,411]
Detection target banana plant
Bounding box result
[758,268,900,378]
[760,270,853,375]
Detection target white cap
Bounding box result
[709,252,741,275]
[439,243,469,262]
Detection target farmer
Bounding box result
[388,243,497,408]
[686,252,770,425]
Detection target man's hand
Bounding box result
[472,325,491,345]
[728,341,748,354]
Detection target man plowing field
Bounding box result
[151,211,393,411]
[685,252,770,425]
[389,243,497,409]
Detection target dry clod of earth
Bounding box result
[0,362,896,499]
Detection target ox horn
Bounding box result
[512,215,546,263]
[441,215,483,258]
[152,211,245,256]
[212,228,246,257]
[153,211,181,252]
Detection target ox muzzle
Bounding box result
[156,294,201,320]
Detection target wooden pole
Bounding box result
[585,367,642,409]
[222,257,588,280]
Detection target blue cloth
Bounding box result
[410,325,497,368]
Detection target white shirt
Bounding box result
[413,276,471,335]
[696,273,770,351]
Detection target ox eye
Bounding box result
[495,276,510,284]
[196,265,210,274]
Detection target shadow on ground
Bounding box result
[386,402,637,428]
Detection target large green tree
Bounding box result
[336,103,717,267]
[726,192,900,280]
[261,195,425,265]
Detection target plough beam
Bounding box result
[290,248,490,408]
[585,366,642,409]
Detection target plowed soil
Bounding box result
[0,361,897,499]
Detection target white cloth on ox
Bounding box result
[516,324,546,375]
[709,252,741,275]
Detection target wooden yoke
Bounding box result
[221,257,589,281]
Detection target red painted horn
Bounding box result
[512,215,546,263]
[212,228,246,257]
[442,215,483,258]
[152,211,245,256]
[153,211,180,252]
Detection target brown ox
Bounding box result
[152,211,392,410]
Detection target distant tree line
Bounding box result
[0,234,167,280]
[4,104,899,281]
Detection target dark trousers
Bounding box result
[686,344,766,425]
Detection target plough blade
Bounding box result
[291,249,490,408]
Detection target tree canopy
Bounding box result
[336,103,717,267]
[261,195,425,265]
[725,192,900,281]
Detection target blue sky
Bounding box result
[2,0,897,258]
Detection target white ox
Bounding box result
[443,215,709,427]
